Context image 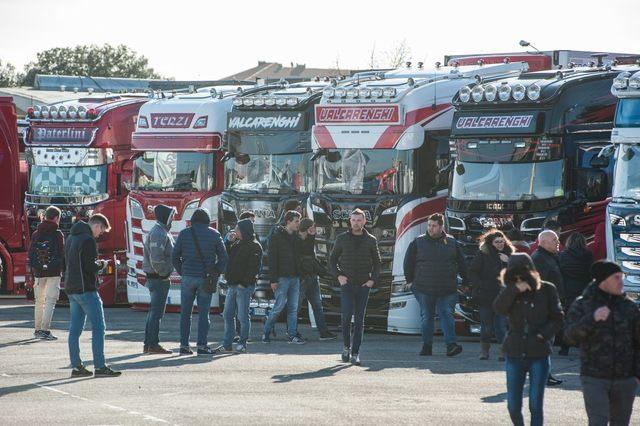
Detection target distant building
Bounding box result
[221,61,355,83]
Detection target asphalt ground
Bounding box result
[0,299,638,425]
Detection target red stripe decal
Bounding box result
[396,197,447,239]
[313,125,337,148]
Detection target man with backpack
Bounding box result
[29,205,65,340]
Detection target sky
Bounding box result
[1,0,640,81]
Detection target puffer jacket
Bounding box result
[143,205,175,279]
[329,229,381,286]
[64,221,103,294]
[469,243,511,307]
[403,232,468,296]
[532,247,565,303]
[298,234,325,278]
[559,247,593,306]
[564,283,640,380]
[268,226,299,281]
[493,279,564,358]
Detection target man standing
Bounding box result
[29,206,64,340]
[329,209,381,366]
[262,210,304,344]
[565,261,640,426]
[298,218,336,341]
[142,205,176,354]
[172,208,228,355]
[532,229,565,386]
[403,213,467,357]
[65,214,120,377]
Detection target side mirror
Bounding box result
[590,144,614,168]
[576,168,607,202]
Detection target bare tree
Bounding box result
[368,44,379,69]
[383,39,411,68]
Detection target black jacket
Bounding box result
[64,221,103,294]
[298,234,325,278]
[28,219,65,278]
[268,226,299,282]
[558,248,593,306]
[493,280,564,358]
[532,247,565,303]
[564,283,640,380]
[329,229,381,286]
[226,238,263,287]
[403,233,468,296]
[469,243,511,307]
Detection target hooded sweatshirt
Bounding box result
[28,219,65,278]
[64,221,103,294]
[225,219,263,286]
[143,204,175,279]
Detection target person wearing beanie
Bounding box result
[565,260,640,426]
[493,252,564,426]
[172,208,228,355]
[297,218,336,341]
[218,219,263,353]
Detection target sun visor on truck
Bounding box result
[226,111,311,155]
[451,112,541,137]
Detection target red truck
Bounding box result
[0,97,29,295]
[24,95,147,305]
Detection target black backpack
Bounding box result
[29,231,62,275]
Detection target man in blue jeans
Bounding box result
[403,213,468,357]
[64,214,120,377]
[262,210,304,344]
[142,204,175,354]
[172,208,228,355]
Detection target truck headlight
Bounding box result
[484,84,497,101]
[381,228,395,239]
[221,201,235,212]
[512,84,526,101]
[471,85,484,103]
[130,199,144,219]
[610,214,627,227]
[381,205,397,215]
[391,280,412,294]
[459,86,471,102]
[526,83,541,100]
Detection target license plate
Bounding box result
[252,307,267,316]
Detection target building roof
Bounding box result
[221,61,355,82]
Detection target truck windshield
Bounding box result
[613,144,640,199]
[225,153,312,194]
[133,152,215,192]
[311,149,414,195]
[615,98,640,128]
[450,160,564,200]
[29,165,107,196]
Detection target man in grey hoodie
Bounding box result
[142,204,176,354]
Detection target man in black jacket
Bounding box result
[403,213,467,357]
[65,214,120,378]
[565,261,640,426]
[329,209,380,366]
[262,210,304,344]
[532,229,564,386]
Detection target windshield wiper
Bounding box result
[230,187,259,194]
[612,196,639,204]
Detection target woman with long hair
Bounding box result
[493,253,564,426]
[470,230,514,360]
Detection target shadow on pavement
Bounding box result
[272,363,352,383]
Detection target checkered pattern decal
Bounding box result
[31,165,106,195]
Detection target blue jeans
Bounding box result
[340,283,370,354]
[144,278,170,347]
[68,291,106,369]
[301,276,329,334]
[263,277,300,337]
[412,289,457,346]
[506,356,550,426]
[180,275,213,348]
[223,284,254,346]
[478,306,507,344]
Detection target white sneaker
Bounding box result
[234,344,247,353]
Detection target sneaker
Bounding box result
[341,347,351,363]
[287,334,306,345]
[234,344,247,354]
[350,353,361,366]
[197,346,215,355]
[71,365,93,378]
[179,347,193,355]
[261,334,271,344]
[319,331,337,341]
[547,375,563,386]
[147,345,172,354]
[233,335,241,343]
[215,344,233,353]
[94,366,122,377]
[41,330,58,340]
[446,343,463,357]
[34,330,42,339]
[420,344,432,356]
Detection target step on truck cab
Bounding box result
[605,67,640,304]
[25,95,145,305]
[309,61,528,334]
[221,80,328,318]
[126,86,248,312]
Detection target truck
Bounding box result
[308,61,529,334]
[221,80,328,318]
[24,95,146,305]
[126,86,248,311]
[446,63,624,291]
[605,67,640,304]
[0,97,29,295]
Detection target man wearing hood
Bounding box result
[142,204,176,354]
[565,261,640,426]
[219,219,262,353]
[65,213,120,377]
[172,208,228,355]
[29,206,65,340]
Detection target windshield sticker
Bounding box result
[228,111,306,131]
